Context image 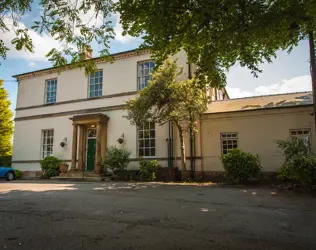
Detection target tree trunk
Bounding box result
[309,32,316,131]
[177,125,187,181]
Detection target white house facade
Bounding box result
[11,48,315,179]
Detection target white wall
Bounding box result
[12,110,169,171]
[200,107,315,172]
[13,50,189,171]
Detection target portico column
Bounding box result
[78,125,84,171]
[70,123,78,171]
[94,122,102,174]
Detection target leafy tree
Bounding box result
[0,0,115,74]
[125,58,207,180]
[2,0,316,83]
[118,0,316,87]
[0,80,14,156]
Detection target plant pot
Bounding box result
[59,163,69,173]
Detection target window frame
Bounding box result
[220,132,238,155]
[41,129,54,159]
[289,128,311,148]
[88,69,103,98]
[137,122,156,158]
[44,78,57,104]
[137,60,155,91]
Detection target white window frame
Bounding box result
[88,69,103,98]
[45,79,57,104]
[137,61,155,90]
[41,129,54,159]
[137,122,156,157]
[221,132,238,154]
[290,128,311,148]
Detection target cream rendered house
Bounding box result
[11,48,315,179]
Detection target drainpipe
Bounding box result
[171,123,174,167]
[188,63,196,179]
[167,122,171,168]
[199,117,204,180]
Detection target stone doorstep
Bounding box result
[53,171,103,181]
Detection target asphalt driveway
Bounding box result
[0,181,315,249]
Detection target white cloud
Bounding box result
[226,75,312,99]
[28,61,38,68]
[0,17,61,62]
[112,13,136,44]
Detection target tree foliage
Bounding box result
[0,80,13,156]
[125,58,207,180]
[2,1,316,82]
[1,0,115,74]
[118,0,316,87]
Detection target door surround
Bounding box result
[69,113,109,174]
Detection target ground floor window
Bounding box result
[290,129,311,148]
[41,129,54,158]
[138,122,155,157]
[221,132,238,154]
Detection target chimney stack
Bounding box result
[80,46,93,61]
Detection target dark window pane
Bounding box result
[144,131,149,138]
[304,130,309,134]
[150,148,155,156]
[150,130,155,138]
[145,148,149,156]
[150,122,155,129]
[139,149,143,156]
[139,140,144,147]
[145,139,149,147]
[150,139,155,147]
[138,131,143,139]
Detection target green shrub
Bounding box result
[0,155,12,167]
[102,146,131,172]
[277,137,315,186]
[40,156,61,179]
[139,158,159,181]
[221,149,262,183]
[276,137,309,163]
[15,169,23,179]
[278,156,316,186]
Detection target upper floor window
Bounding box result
[88,69,103,98]
[138,61,155,90]
[138,122,155,157]
[41,129,54,159]
[221,133,238,154]
[45,79,57,104]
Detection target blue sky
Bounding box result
[0,10,312,114]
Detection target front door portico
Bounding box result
[69,113,109,174]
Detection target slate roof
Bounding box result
[206,91,313,114]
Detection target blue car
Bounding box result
[0,166,16,181]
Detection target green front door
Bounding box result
[87,138,96,171]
